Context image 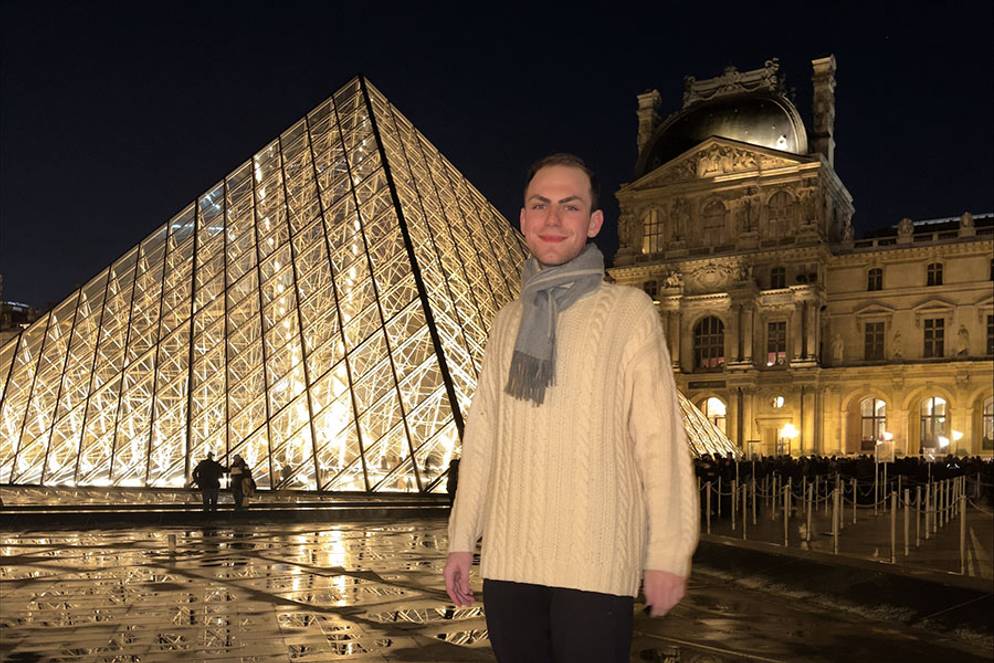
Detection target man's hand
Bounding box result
[643,569,686,617]
[443,552,475,606]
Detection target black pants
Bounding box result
[483,579,633,663]
[201,487,219,512]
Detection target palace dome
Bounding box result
[636,92,809,177]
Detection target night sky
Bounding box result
[2,2,992,310]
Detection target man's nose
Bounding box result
[545,206,562,226]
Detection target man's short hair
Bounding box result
[524,153,600,212]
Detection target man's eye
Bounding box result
[532,203,545,210]
[564,205,578,212]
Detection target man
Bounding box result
[191,451,225,513]
[444,154,698,662]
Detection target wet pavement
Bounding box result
[1,518,990,662]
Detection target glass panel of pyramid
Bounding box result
[0,76,734,494]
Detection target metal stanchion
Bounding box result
[771,474,777,520]
[752,477,757,525]
[933,481,939,535]
[851,478,857,525]
[832,488,839,554]
[837,475,844,531]
[706,481,712,535]
[903,488,910,557]
[806,482,813,543]
[741,484,748,541]
[883,463,889,513]
[915,484,921,547]
[890,491,897,564]
[731,479,737,531]
[787,477,793,518]
[783,485,789,547]
[898,474,902,505]
[924,483,931,540]
[960,492,967,575]
[874,464,879,516]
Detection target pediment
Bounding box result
[975,294,993,309]
[630,137,814,190]
[912,298,956,315]
[853,302,896,318]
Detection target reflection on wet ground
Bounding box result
[1,519,989,662]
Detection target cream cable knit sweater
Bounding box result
[447,282,699,598]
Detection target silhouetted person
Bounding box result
[229,454,249,510]
[192,452,225,513]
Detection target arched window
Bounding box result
[859,397,887,450]
[641,208,662,255]
[702,397,727,433]
[694,317,725,370]
[867,267,883,291]
[927,262,943,286]
[767,191,794,239]
[920,396,948,451]
[702,200,727,246]
[983,398,993,451]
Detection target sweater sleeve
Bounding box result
[625,302,700,578]
[446,311,504,553]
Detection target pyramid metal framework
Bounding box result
[0,77,736,494]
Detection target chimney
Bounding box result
[636,89,662,156]
[811,56,837,167]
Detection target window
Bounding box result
[864,322,885,360]
[983,398,993,451]
[643,280,658,300]
[767,191,794,238]
[924,318,944,358]
[927,262,943,286]
[693,316,725,370]
[641,208,662,255]
[920,396,948,451]
[703,397,727,433]
[767,321,787,366]
[771,395,785,409]
[867,268,883,291]
[702,200,727,246]
[860,397,887,450]
[770,266,787,289]
[987,315,993,355]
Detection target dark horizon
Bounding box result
[2,2,992,310]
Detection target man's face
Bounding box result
[520,165,604,266]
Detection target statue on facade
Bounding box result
[663,271,684,289]
[832,334,844,364]
[897,217,914,237]
[737,263,753,282]
[960,211,974,228]
[892,330,904,359]
[957,325,970,356]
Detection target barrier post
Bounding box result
[832,488,839,554]
[706,481,712,535]
[718,476,722,518]
[924,483,931,540]
[783,485,789,547]
[977,472,983,501]
[915,484,921,547]
[903,488,910,557]
[741,484,748,541]
[806,483,813,543]
[787,477,793,518]
[890,491,897,563]
[752,477,757,525]
[851,478,857,525]
[883,463,889,513]
[837,475,844,531]
[960,493,967,575]
[731,479,737,531]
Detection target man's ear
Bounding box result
[519,207,527,230]
[587,209,605,238]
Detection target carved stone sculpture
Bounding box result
[664,271,684,289]
[957,325,970,356]
[832,334,844,364]
[892,330,904,359]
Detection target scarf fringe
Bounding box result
[504,350,554,405]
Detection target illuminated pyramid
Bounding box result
[0,77,735,494]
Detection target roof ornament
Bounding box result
[682,59,786,108]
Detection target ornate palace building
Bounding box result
[610,57,994,458]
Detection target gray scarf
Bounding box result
[505,244,605,405]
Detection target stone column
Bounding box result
[811,55,837,167]
[636,90,662,155]
[806,301,818,361]
[791,303,804,362]
[668,309,682,370]
[742,306,754,364]
[728,305,741,363]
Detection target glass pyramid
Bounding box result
[0,77,735,494]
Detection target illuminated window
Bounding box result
[641,208,663,255]
[693,317,725,371]
[864,322,885,360]
[771,395,785,409]
[983,398,993,451]
[702,200,727,246]
[923,318,944,358]
[920,396,948,451]
[867,267,883,291]
[703,397,727,433]
[926,262,943,286]
[770,266,786,289]
[860,397,887,447]
[766,321,787,366]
